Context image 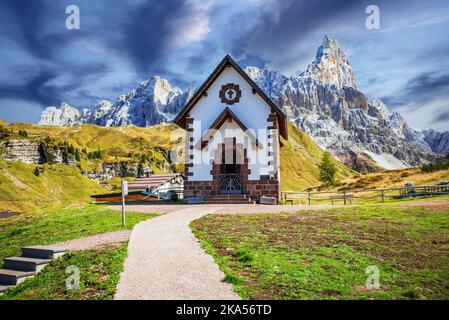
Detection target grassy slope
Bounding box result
[339,167,449,190]
[7,122,178,166]
[0,204,158,261]
[4,121,356,192]
[280,123,354,191]
[0,244,127,300]
[192,204,449,300]
[0,160,105,212]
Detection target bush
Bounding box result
[18,130,28,138]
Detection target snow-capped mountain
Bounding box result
[246,37,446,170]
[39,76,193,128]
[39,102,82,126]
[39,36,448,170]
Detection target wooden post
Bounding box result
[381,190,385,203]
[121,180,128,227]
[343,191,347,205]
[121,195,126,227]
[308,192,311,206]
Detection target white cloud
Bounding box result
[167,0,213,49]
[395,96,449,132]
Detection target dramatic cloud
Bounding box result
[0,0,448,131]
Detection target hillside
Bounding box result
[339,167,449,190]
[0,160,105,213]
[4,122,180,173]
[280,123,354,191]
[1,121,354,199]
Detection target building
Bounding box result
[174,55,288,203]
[128,174,184,199]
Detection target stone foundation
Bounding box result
[184,179,280,203]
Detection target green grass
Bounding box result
[191,204,449,300]
[0,244,127,300]
[0,204,158,261]
[0,160,106,213]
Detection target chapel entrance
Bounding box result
[216,138,244,195]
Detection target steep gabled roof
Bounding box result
[174,55,288,140]
[195,107,263,150]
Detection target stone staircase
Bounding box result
[0,246,67,294]
[203,194,256,204]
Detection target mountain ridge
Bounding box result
[38,36,449,171]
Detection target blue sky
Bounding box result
[0,0,448,131]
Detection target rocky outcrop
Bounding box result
[0,139,76,166]
[0,140,44,164]
[83,162,152,182]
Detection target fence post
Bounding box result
[308,192,311,206]
[343,191,347,205]
[381,190,385,203]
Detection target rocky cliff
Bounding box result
[0,139,76,165]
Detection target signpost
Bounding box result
[121,180,128,227]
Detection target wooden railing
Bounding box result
[282,184,449,205]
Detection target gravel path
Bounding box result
[51,230,131,251]
[114,206,240,300]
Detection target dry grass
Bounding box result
[339,167,449,190]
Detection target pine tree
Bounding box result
[75,149,81,162]
[33,166,40,177]
[319,151,337,187]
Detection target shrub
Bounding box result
[18,130,28,138]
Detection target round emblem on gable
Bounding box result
[219,83,241,105]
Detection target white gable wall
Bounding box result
[188,67,276,181]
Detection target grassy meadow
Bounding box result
[192,202,449,300]
[0,204,158,261]
[0,244,127,300]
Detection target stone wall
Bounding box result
[184,179,280,203]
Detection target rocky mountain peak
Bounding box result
[39,102,81,126]
[302,35,357,89]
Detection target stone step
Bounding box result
[0,269,35,286]
[3,257,51,272]
[21,246,67,260]
[204,200,256,204]
[0,284,12,294]
[206,195,250,199]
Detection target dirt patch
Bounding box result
[0,211,21,220]
[399,200,449,212]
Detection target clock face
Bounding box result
[219,83,241,105]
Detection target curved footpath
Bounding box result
[113,204,342,300]
[114,206,240,300]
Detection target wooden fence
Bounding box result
[282,184,449,205]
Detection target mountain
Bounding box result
[38,37,448,171]
[39,77,193,128]
[246,37,446,171]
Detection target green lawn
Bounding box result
[0,204,158,261]
[191,204,449,300]
[0,244,127,300]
